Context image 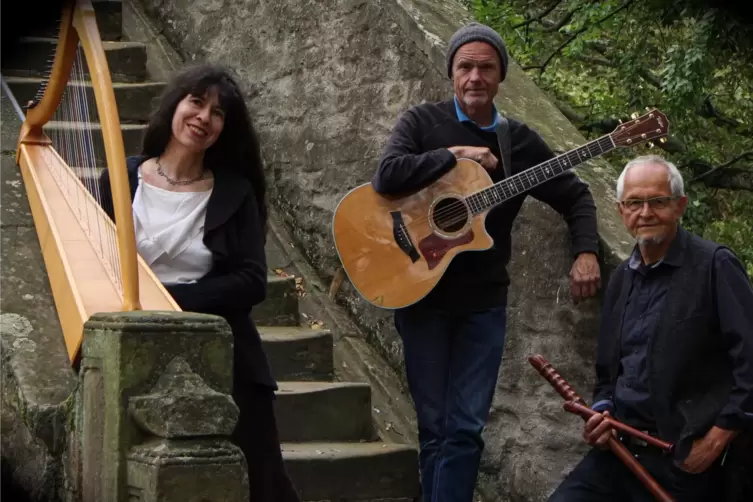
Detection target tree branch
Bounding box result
[637,68,662,88]
[584,40,663,88]
[701,168,753,191]
[699,95,742,129]
[522,32,581,71]
[541,7,580,32]
[573,54,617,67]
[552,99,586,123]
[654,135,687,155]
[523,0,636,73]
[511,0,564,30]
[552,101,688,152]
[688,150,753,183]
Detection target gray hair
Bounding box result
[616,155,685,201]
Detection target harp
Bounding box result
[15,0,180,363]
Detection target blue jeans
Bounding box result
[395,305,507,502]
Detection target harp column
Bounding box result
[76,311,248,502]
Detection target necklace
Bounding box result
[155,157,205,186]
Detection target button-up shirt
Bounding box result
[591,232,753,431]
[612,247,677,429]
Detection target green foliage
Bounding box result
[464,0,753,278]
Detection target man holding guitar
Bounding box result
[371,23,601,502]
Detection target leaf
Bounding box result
[309,319,325,330]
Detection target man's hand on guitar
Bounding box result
[583,410,615,450]
[448,146,498,172]
[570,252,601,304]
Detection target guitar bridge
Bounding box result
[390,211,420,263]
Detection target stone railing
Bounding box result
[2,311,249,502]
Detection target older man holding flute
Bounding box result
[546,155,753,502]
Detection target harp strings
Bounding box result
[45,42,123,294]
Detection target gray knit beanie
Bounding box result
[446,23,509,81]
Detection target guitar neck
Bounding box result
[467,134,616,214]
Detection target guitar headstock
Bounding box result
[611,108,669,148]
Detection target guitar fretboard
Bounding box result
[466,135,615,214]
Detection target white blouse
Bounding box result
[132,173,213,285]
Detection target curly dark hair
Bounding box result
[141,63,267,230]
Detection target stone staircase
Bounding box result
[1,0,419,500]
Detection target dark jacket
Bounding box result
[98,155,275,389]
[373,99,599,311]
[593,227,753,460]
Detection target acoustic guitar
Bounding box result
[332,109,669,309]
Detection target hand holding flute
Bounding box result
[528,355,676,502]
[582,408,616,449]
[564,401,674,453]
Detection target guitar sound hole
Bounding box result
[431,197,468,233]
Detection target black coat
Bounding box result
[98,156,275,389]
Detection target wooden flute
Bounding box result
[528,355,675,502]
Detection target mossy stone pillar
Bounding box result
[78,311,248,502]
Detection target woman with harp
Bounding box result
[98,64,301,502]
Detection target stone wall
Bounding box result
[136,0,635,499]
[1,87,77,502]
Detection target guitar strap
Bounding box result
[495,115,512,179]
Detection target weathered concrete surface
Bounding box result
[128,357,239,438]
[1,87,76,502]
[3,39,148,83]
[140,0,635,497]
[274,381,374,442]
[4,77,165,123]
[281,442,420,500]
[22,0,124,41]
[259,326,334,382]
[253,275,300,327]
[80,311,243,501]
[126,439,248,502]
[136,0,636,499]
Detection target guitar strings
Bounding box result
[403,135,616,231]
[418,136,612,228]
[421,120,653,229]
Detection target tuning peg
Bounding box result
[631,112,639,119]
[618,119,623,124]
[659,137,667,144]
[647,141,655,148]
[645,106,652,111]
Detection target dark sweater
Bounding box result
[373,100,599,311]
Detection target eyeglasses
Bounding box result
[620,196,681,212]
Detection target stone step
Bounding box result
[24,0,123,41]
[4,76,163,123]
[253,275,300,326]
[282,442,420,501]
[260,326,334,381]
[275,382,373,442]
[41,121,145,164]
[91,0,124,41]
[3,37,147,82]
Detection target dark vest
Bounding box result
[600,227,732,460]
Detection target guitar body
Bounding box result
[332,108,669,310]
[332,159,494,309]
